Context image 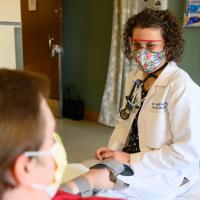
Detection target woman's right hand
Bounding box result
[95,146,110,160]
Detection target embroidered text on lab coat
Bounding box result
[152,102,168,110]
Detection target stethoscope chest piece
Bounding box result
[120,109,130,120]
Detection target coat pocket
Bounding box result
[142,110,171,149]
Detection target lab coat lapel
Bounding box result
[142,62,176,107]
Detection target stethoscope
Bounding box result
[120,63,168,120]
[120,73,157,120]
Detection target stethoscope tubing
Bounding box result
[120,62,168,120]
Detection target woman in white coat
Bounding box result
[95,8,200,199]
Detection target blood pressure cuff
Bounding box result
[90,159,134,182]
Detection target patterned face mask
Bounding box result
[133,48,165,73]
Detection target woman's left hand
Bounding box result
[100,150,130,163]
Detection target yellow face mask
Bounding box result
[52,132,68,185]
[24,132,68,197]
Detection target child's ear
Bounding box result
[13,155,35,185]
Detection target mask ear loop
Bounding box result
[129,37,134,52]
[23,143,56,157]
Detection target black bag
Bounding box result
[63,84,84,120]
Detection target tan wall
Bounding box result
[0,0,21,22]
[0,26,17,69]
[0,0,21,69]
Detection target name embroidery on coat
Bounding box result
[152,102,168,110]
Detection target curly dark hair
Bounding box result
[122,8,184,62]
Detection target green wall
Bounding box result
[168,0,200,86]
[63,0,113,112]
[63,0,200,113]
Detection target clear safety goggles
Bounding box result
[130,39,165,53]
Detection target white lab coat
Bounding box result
[106,62,200,199]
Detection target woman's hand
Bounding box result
[95,146,111,160]
[101,150,130,163]
[95,146,130,163]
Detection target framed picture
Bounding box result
[184,0,200,27]
[138,0,168,12]
[28,0,37,11]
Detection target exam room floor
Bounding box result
[56,118,113,163]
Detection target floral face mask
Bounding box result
[133,48,165,73]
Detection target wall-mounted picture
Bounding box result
[138,0,168,12]
[184,0,200,27]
